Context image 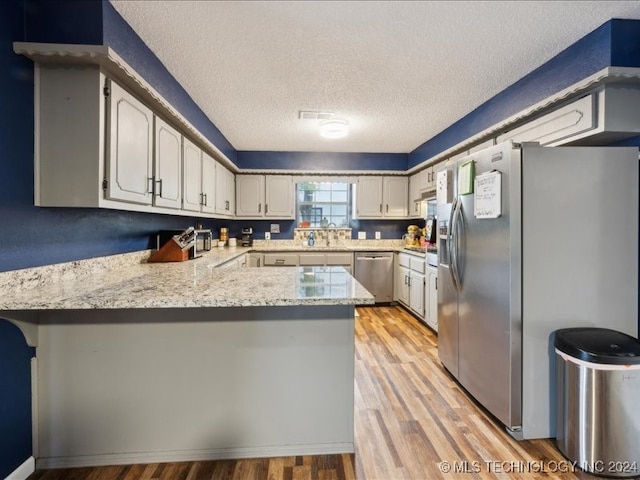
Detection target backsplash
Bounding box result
[293,228,352,246]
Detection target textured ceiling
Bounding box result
[110,1,640,154]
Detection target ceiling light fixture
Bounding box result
[319,119,349,139]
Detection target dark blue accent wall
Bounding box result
[407,19,640,168]
[610,19,640,67]
[24,0,104,44]
[237,151,408,171]
[1,5,640,475]
[0,321,34,479]
[101,1,237,164]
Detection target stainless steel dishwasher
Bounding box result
[354,252,394,303]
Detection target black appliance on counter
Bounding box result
[241,227,254,247]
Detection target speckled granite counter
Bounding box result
[0,244,385,468]
[0,247,374,310]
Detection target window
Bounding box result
[296,182,352,227]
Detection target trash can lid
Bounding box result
[554,327,640,365]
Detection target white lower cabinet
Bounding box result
[396,252,426,320]
[426,266,438,331]
[248,251,353,272]
[397,264,410,305]
[218,254,247,269]
[409,270,425,317]
[247,253,262,267]
[262,253,298,266]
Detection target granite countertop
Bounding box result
[0,247,374,310]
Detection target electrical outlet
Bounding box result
[270,224,280,233]
[375,231,381,240]
[264,232,271,240]
[358,231,366,240]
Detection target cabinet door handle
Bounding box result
[257,258,261,267]
[258,203,261,213]
[435,278,437,290]
[265,204,268,214]
[203,193,208,206]
[379,204,383,213]
[225,200,229,210]
[200,192,204,205]
[155,178,163,197]
[386,204,389,213]
[148,177,154,194]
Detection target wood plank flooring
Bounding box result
[28,306,592,480]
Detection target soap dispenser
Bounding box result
[308,231,315,247]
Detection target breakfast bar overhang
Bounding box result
[1,259,374,469]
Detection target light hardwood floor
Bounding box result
[28,306,592,480]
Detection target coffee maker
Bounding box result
[241,227,254,247]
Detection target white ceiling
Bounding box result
[110,1,640,154]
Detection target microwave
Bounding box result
[157,229,212,259]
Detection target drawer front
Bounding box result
[410,257,425,274]
[398,253,411,268]
[299,253,326,265]
[263,253,299,266]
[326,253,353,266]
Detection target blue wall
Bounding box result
[101,1,237,165]
[1,3,640,475]
[408,19,640,168]
[237,151,408,171]
[0,322,34,480]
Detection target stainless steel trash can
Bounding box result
[555,327,640,477]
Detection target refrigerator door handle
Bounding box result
[451,198,463,291]
[447,197,458,289]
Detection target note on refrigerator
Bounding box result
[474,170,501,219]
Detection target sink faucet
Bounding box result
[325,222,337,246]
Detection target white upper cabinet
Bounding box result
[236,175,293,218]
[201,152,216,214]
[215,162,235,217]
[32,64,232,218]
[182,138,204,212]
[356,177,384,217]
[357,176,407,218]
[153,116,182,209]
[182,139,216,214]
[105,80,154,205]
[383,176,408,217]
[497,95,595,146]
[265,176,294,217]
[236,175,265,217]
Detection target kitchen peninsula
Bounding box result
[0,249,374,469]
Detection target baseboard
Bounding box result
[35,443,355,469]
[5,456,35,480]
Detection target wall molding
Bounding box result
[406,66,640,174]
[13,42,239,174]
[13,43,640,180]
[237,169,407,176]
[5,456,35,480]
[36,443,354,470]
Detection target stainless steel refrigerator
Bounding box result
[436,141,639,440]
